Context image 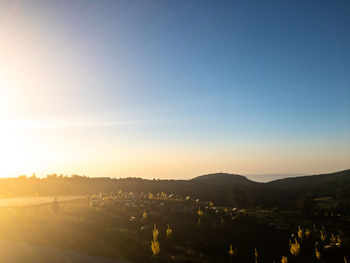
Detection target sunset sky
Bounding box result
[0,0,349,179]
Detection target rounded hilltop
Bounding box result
[191,172,256,186]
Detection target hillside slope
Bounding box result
[258,169,350,210]
[191,172,258,186]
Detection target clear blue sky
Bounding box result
[0,0,349,178]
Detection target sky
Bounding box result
[0,0,349,179]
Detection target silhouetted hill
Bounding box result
[258,169,350,210]
[268,169,350,187]
[188,169,350,210]
[191,172,257,186]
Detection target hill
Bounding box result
[191,172,257,186]
[260,169,350,211]
[189,169,350,211]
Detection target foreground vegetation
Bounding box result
[0,192,349,262]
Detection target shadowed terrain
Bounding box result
[1,169,349,212]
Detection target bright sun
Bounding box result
[0,73,31,177]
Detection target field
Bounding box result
[0,193,349,263]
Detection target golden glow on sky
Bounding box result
[0,1,349,179]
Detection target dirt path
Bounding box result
[0,240,130,263]
[0,196,84,207]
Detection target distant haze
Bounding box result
[245,174,306,183]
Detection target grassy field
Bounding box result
[0,194,349,262]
